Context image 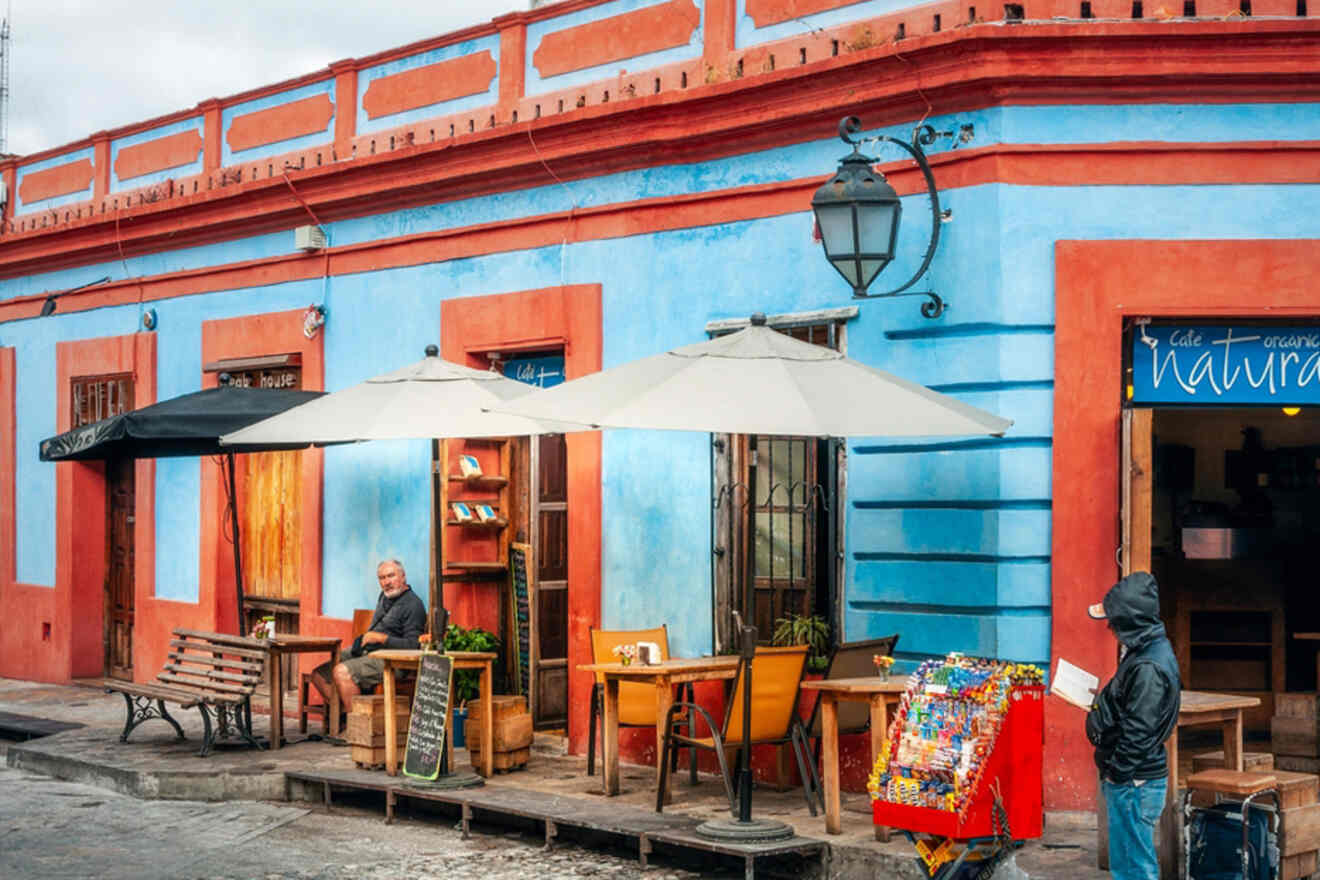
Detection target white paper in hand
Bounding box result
[1052,657,1099,710]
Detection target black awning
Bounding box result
[38,385,325,462]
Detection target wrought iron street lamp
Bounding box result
[812,116,947,318]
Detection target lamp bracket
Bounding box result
[835,117,946,318]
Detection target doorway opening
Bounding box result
[1142,406,1320,732]
[71,373,135,680]
[223,362,304,690]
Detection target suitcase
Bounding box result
[1188,802,1279,880]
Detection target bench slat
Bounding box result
[167,639,268,663]
[161,663,260,686]
[172,628,268,652]
[155,671,253,697]
[104,681,205,708]
[166,646,265,673]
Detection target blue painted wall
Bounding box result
[4,101,1318,674]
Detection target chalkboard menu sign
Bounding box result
[403,652,454,781]
[509,543,532,698]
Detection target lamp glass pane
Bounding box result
[858,202,900,257]
[831,257,861,286]
[814,204,855,258]
[860,259,890,289]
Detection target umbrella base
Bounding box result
[403,771,485,790]
[694,816,795,842]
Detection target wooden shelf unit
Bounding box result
[439,437,512,576]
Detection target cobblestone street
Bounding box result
[0,765,729,880]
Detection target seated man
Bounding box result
[312,559,427,715]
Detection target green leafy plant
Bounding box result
[772,613,831,673]
[443,623,499,706]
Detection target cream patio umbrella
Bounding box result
[489,312,1012,840]
[221,345,578,445]
[489,314,1011,438]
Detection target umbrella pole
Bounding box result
[227,452,245,637]
[696,434,792,843]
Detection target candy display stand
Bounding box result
[870,656,1044,879]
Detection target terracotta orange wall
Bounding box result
[44,333,157,682]
[441,285,603,753]
[198,309,339,680]
[1051,238,1320,810]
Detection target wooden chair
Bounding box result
[803,633,900,765]
[656,644,820,816]
[586,625,695,781]
[297,607,414,731]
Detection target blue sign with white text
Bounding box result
[501,354,565,389]
[1132,325,1320,405]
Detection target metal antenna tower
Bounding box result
[0,11,10,155]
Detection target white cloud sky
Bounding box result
[7,0,522,156]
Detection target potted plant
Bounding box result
[443,622,500,748]
[771,613,831,674]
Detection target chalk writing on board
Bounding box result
[510,543,532,699]
[403,652,453,781]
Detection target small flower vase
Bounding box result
[876,667,890,682]
[620,655,632,667]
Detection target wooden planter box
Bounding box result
[467,695,533,774]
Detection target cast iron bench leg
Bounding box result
[196,704,215,757]
[113,692,185,743]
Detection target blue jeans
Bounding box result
[1104,777,1168,880]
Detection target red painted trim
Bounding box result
[441,285,603,757]
[46,333,156,683]
[114,129,204,183]
[199,310,333,680]
[331,62,358,159]
[93,136,111,201]
[1,138,1317,323]
[226,94,335,155]
[498,22,528,110]
[532,0,701,78]
[3,13,1318,269]
[1051,239,1320,811]
[201,101,223,172]
[363,52,498,121]
[747,0,869,28]
[704,0,737,65]
[19,158,94,205]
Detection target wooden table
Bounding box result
[266,635,341,750]
[578,657,740,803]
[800,675,909,836]
[372,649,496,778]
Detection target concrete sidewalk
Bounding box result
[0,676,1107,879]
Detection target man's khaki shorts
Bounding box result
[315,655,385,692]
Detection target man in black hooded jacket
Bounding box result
[1085,571,1181,880]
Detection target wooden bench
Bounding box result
[103,628,267,757]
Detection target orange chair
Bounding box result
[656,644,819,816]
[586,625,695,781]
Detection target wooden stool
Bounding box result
[298,673,329,734]
[1182,770,1280,880]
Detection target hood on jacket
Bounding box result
[1101,572,1166,649]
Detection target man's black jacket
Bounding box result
[353,586,426,656]
[1085,572,1182,783]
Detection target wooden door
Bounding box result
[229,366,302,688]
[531,432,568,727]
[105,456,135,680]
[70,373,135,680]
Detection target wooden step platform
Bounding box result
[286,768,826,877]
